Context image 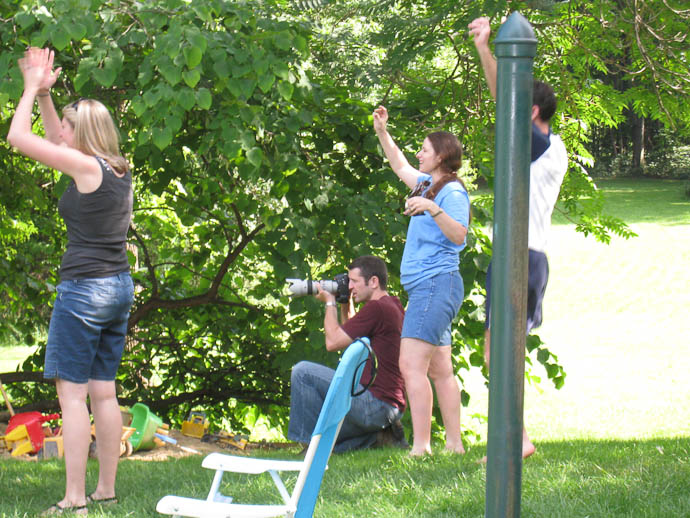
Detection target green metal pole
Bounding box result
[485,12,536,518]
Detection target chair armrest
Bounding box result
[202,452,305,474]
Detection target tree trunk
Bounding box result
[631,113,646,169]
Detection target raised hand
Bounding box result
[372,105,388,133]
[18,47,61,93]
[468,17,491,50]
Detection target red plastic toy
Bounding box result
[6,412,60,453]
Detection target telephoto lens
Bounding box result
[286,279,338,297]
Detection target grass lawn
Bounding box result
[0,346,36,375]
[462,178,690,441]
[1,178,689,517]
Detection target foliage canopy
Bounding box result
[1,0,687,436]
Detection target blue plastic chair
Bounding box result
[156,337,371,518]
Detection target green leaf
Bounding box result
[196,88,212,110]
[246,147,263,167]
[14,12,35,30]
[143,88,162,108]
[272,62,289,80]
[92,66,117,87]
[50,26,70,51]
[226,81,241,99]
[177,88,196,111]
[189,33,208,53]
[182,68,201,88]
[234,48,249,64]
[192,4,212,23]
[166,115,183,134]
[130,96,147,117]
[127,29,147,46]
[137,63,154,87]
[537,348,550,364]
[258,73,275,93]
[74,58,96,91]
[213,60,230,79]
[264,214,281,230]
[273,31,292,51]
[232,63,252,78]
[277,81,294,101]
[254,59,269,76]
[240,131,255,151]
[183,46,203,69]
[294,35,307,54]
[545,363,559,378]
[65,21,86,41]
[159,61,182,86]
[153,126,173,150]
[239,78,256,100]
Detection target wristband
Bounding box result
[431,208,444,218]
[36,92,50,97]
[325,301,337,307]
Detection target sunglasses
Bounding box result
[69,98,88,111]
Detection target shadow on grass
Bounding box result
[0,437,688,518]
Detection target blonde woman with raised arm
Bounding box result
[8,47,133,515]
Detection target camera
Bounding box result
[286,273,350,303]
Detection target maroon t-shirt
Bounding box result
[341,295,406,412]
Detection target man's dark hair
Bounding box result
[348,255,388,290]
[533,80,557,122]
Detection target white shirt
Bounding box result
[528,132,568,253]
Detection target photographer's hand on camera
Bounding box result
[314,282,336,305]
[315,283,354,351]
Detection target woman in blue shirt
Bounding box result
[373,106,470,456]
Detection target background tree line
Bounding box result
[0,0,687,436]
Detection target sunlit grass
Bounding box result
[463,179,690,442]
[0,346,36,374]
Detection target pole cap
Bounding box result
[495,12,537,58]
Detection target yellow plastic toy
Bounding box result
[181,411,208,439]
[2,424,34,457]
[38,436,64,459]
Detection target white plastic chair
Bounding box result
[156,337,371,518]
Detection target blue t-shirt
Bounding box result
[400,175,470,289]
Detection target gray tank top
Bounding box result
[57,157,132,280]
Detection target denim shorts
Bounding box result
[44,272,134,384]
[401,270,464,346]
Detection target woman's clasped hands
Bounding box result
[404,196,437,217]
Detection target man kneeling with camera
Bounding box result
[288,255,409,452]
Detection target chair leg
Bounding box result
[206,469,233,503]
[269,470,291,504]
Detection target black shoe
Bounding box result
[374,420,409,449]
[389,419,410,449]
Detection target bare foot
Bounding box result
[408,446,432,457]
[478,441,536,464]
[42,500,88,516]
[522,439,536,459]
[444,445,466,455]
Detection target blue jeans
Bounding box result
[287,361,402,453]
[485,250,549,333]
[45,272,134,384]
